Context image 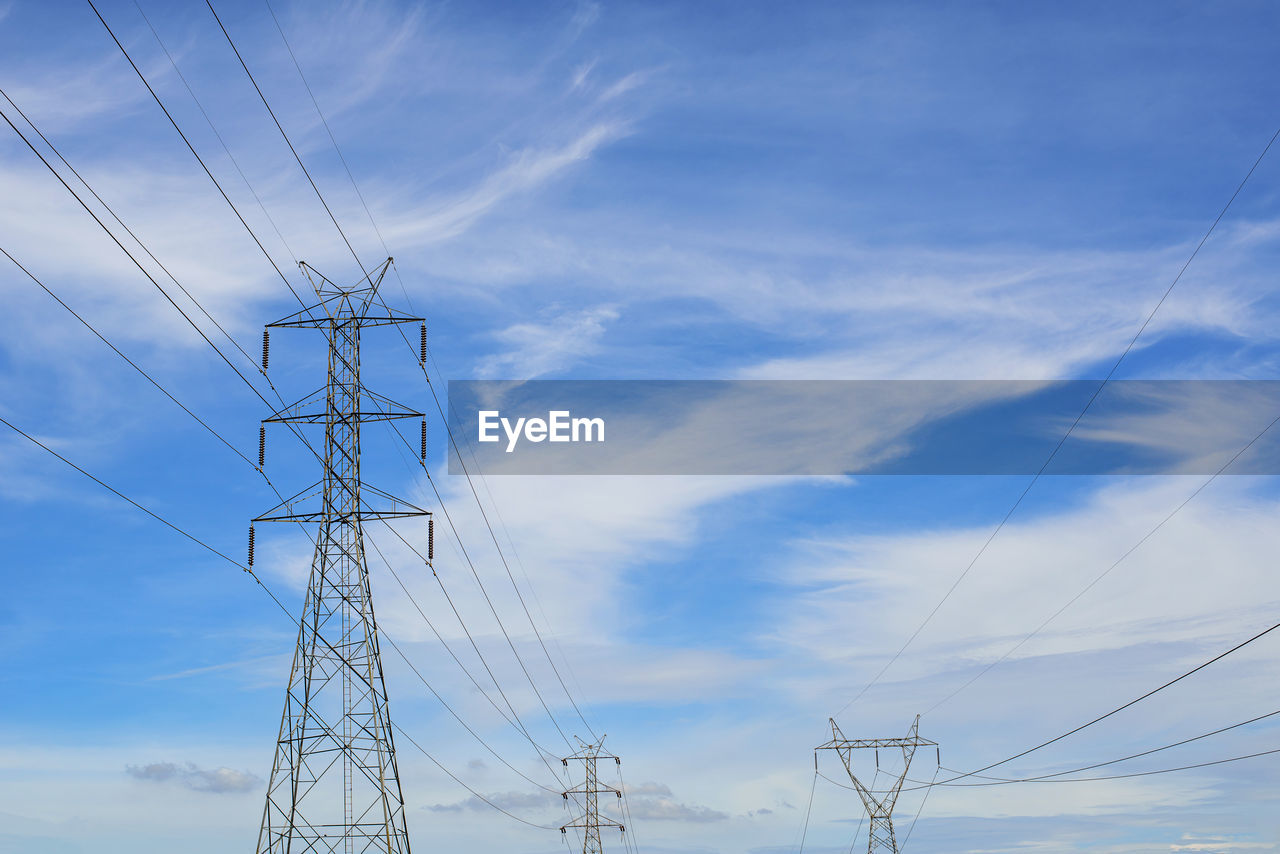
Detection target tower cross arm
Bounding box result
[816,735,937,750]
[563,784,622,797]
[266,301,423,329]
[561,817,626,831]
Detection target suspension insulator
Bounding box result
[936,747,940,765]
[261,328,270,370]
[428,518,434,562]
[420,419,427,461]
[419,323,427,363]
[248,524,256,567]
[258,426,266,468]
[875,749,879,769]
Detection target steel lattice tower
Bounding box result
[560,738,625,854]
[816,716,937,854]
[252,259,429,853]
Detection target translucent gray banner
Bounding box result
[446,380,1280,475]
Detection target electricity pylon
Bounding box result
[561,737,626,854]
[816,716,937,854]
[251,258,430,854]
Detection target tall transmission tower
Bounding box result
[251,258,430,854]
[560,737,626,854]
[816,716,937,854]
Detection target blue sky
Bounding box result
[2,1,1280,852]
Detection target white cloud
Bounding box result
[477,305,620,378]
[390,122,630,245]
[126,761,261,794]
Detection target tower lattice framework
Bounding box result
[816,716,937,854]
[560,738,626,854]
[253,258,430,854]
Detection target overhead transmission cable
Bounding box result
[4,242,567,796]
[897,765,938,852]
[79,0,581,804]
[94,0,580,797]
[85,0,307,308]
[938,617,1280,784]
[5,72,566,799]
[835,119,1280,718]
[204,0,371,282]
[931,705,1280,787]
[413,341,605,742]
[365,531,559,754]
[260,0,404,300]
[206,0,598,753]
[941,746,1280,786]
[0,87,260,371]
[1,246,255,469]
[0,100,273,409]
[924,406,1280,716]
[255,0,602,744]
[795,765,818,854]
[132,0,300,264]
[0,411,565,826]
[812,639,1280,798]
[0,79,330,485]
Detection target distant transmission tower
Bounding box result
[560,737,626,854]
[251,258,430,853]
[816,716,937,854]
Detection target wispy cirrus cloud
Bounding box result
[391,122,631,246]
[477,304,620,378]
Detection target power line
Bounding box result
[403,336,604,741]
[614,759,642,854]
[943,746,1280,786]
[796,767,818,854]
[2,408,568,829]
[200,0,599,751]
[817,690,1280,799]
[132,0,597,811]
[3,244,568,803]
[390,721,561,830]
[85,0,308,308]
[924,407,1280,716]
[205,0,370,281]
[246,0,603,744]
[382,387,602,743]
[261,0,401,298]
[421,338,604,741]
[896,766,937,852]
[930,706,1280,788]
[4,229,565,817]
[835,119,1280,718]
[372,424,581,750]
[0,86,260,370]
[375,509,578,756]
[132,0,300,266]
[0,75,331,480]
[76,2,587,826]
[0,415,248,571]
[0,97,274,410]
[363,531,568,786]
[943,617,1280,783]
[2,245,256,469]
